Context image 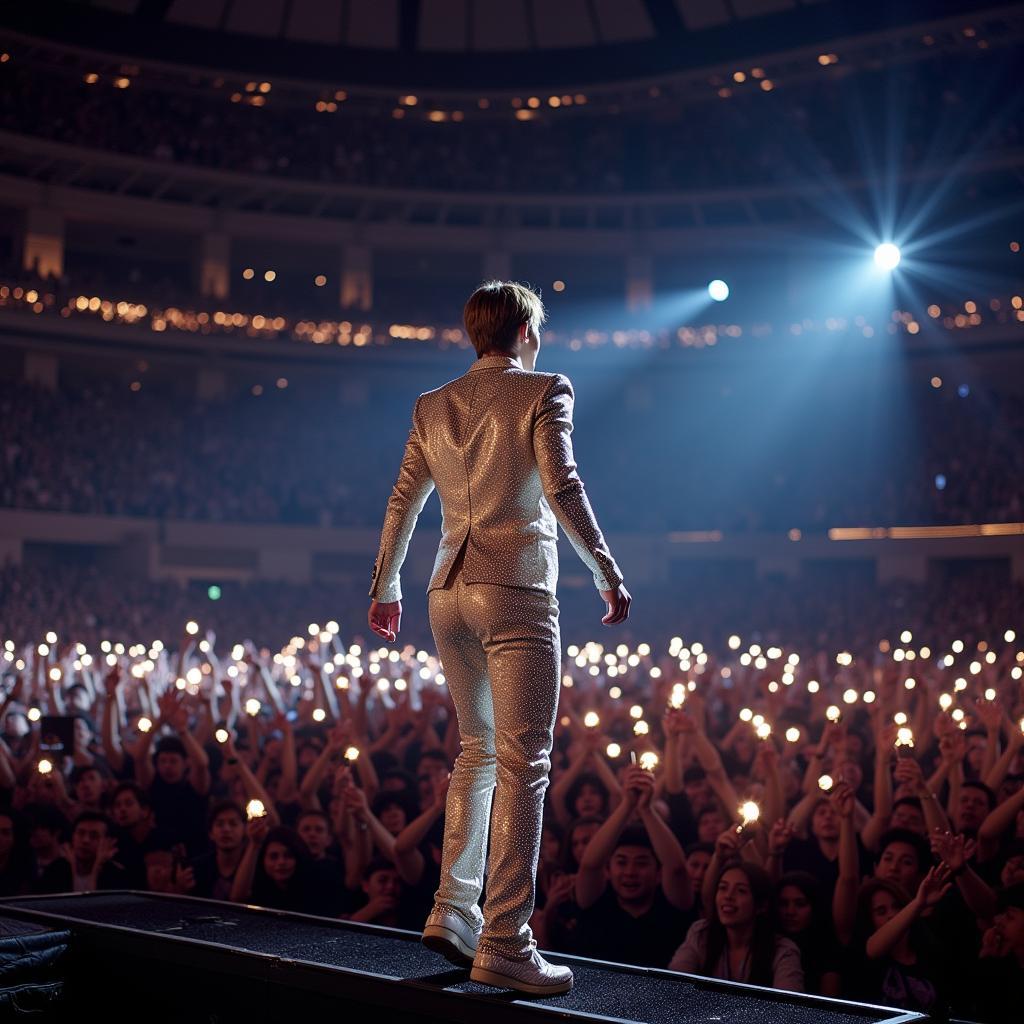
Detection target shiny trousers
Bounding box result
[427,565,561,958]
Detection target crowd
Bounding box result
[2,558,1021,667]
[0,591,1021,1021]
[2,363,1022,533]
[0,47,1020,194]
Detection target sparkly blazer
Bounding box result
[369,352,623,603]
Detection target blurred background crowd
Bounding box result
[1,49,1020,194]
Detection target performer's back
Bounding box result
[368,281,629,996]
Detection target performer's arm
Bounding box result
[369,396,435,603]
[533,375,622,592]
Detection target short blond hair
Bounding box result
[463,280,547,358]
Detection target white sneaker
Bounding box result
[470,939,573,996]
[421,907,480,967]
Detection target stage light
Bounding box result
[873,243,901,270]
[708,279,730,302]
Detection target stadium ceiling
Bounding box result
[0,0,1012,89]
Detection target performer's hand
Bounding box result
[599,584,631,625]
[368,600,402,642]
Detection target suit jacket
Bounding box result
[369,353,622,602]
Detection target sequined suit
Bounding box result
[369,351,622,957]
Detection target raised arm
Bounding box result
[635,770,693,912]
[230,816,270,904]
[343,786,394,865]
[548,742,592,828]
[893,756,951,835]
[862,724,895,852]
[298,724,349,810]
[978,779,1024,848]
[931,831,996,923]
[683,716,739,817]
[575,785,635,909]
[983,713,1023,794]
[0,674,25,727]
[245,650,285,718]
[100,667,126,776]
[276,714,299,802]
[533,374,622,592]
[369,395,435,604]
[831,783,860,946]
[164,696,211,796]
[224,733,280,827]
[393,775,448,885]
[866,865,951,959]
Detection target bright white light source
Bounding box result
[739,801,760,825]
[874,243,901,270]
[708,279,730,302]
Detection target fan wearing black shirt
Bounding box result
[134,692,211,856]
[573,764,696,968]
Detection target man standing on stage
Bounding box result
[368,280,630,995]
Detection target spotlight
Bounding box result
[708,279,730,302]
[873,243,901,271]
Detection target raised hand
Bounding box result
[979,924,1008,959]
[173,862,197,894]
[715,827,743,858]
[930,829,976,873]
[916,863,952,909]
[246,814,271,846]
[342,785,370,821]
[327,721,353,753]
[431,772,451,810]
[817,720,845,758]
[545,872,577,909]
[333,764,354,793]
[753,743,779,778]
[8,674,24,703]
[103,665,121,700]
[95,836,119,868]
[973,698,1001,733]
[939,730,966,766]
[156,689,183,727]
[662,706,686,737]
[830,781,855,819]
[893,756,926,794]
[768,819,794,856]
[632,769,656,811]
[361,891,400,918]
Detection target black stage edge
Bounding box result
[0,892,925,1024]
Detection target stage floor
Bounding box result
[0,892,924,1024]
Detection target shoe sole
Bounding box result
[469,965,573,996]
[421,925,476,967]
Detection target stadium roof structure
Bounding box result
[0,0,1013,90]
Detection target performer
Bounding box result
[368,280,630,995]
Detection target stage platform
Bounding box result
[0,892,924,1024]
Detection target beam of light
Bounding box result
[896,56,1023,244]
[873,243,901,271]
